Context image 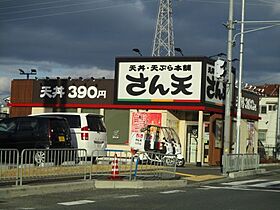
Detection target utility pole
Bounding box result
[152,0,175,56]
[236,0,246,154]
[276,85,280,147]
[224,0,235,155]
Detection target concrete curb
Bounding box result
[95,179,188,189]
[228,168,266,178]
[0,179,188,199]
[0,180,95,199]
[260,163,280,167]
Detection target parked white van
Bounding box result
[31,113,107,159]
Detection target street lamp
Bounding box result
[132,48,143,56]
[18,69,37,79]
[174,48,184,56]
[235,0,246,154]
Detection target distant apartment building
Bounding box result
[256,84,280,150]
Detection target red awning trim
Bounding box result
[9,102,208,111]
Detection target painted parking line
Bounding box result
[221,179,267,186]
[202,185,280,193]
[15,208,35,210]
[250,180,280,188]
[160,190,186,194]
[117,195,140,199]
[58,200,95,206]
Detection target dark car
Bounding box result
[0,112,8,121]
[0,116,72,150]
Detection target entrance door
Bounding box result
[186,125,198,163]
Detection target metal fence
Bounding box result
[0,149,19,186]
[259,146,280,163]
[133,151,177,180]
[89,149,177,181]
[19,149,88,185]
[222,154,260,174]
[1,148,177,186]
[89,149,133,180]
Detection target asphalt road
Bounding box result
[1,169,279,210]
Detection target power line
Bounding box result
[0,0,278,22]
[0,0,73,9]
[0,0,112,15]
[257,0,279,5]
[0,0,155,22]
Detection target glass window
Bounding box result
[87,115,106,132]
[269,105,277,111]
[258,129,267,142]
[0,118,16,133]
[17,119,38,132]
[58,115,80,128]
[41,115,81,128]
[50,119,68,133]
[260,106,267,114]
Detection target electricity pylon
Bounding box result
[152,0,175,56]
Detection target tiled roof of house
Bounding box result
[245,84,279,97]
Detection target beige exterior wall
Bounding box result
[31,107,53,114]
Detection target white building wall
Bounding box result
[259,97,278,147]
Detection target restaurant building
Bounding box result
[9,57,259,166]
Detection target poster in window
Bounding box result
[215,120,223,148]
[131,112,162,133]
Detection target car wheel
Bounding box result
[163,156,175,166]
[176,158,185,167]
[34,151,46,166]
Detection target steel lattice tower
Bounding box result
[152,0,175,56]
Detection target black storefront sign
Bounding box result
[32,79,114,105]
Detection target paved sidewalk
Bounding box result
[175,164,225,182]
[1,163,278,199]
[0,164,224,198]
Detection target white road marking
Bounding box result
[16,208,35,210]
[202,185,280,193]
[249,180,280,188]
[117,195,140,199]
[58,200,95,206]
[221,179,267,186]
[160,190,186,194]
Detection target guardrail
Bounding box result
[133,151,177,180]
[89,149,177,181]
[1,148,177,186]
[89,149,133,180]
[19,149,88,185]
[0,149,19,186]
[222,154,260,174]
